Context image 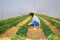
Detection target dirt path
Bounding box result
[39,16,60,37]
[0,17,31,40]
[26,26,47,40]
[51,19,60,23]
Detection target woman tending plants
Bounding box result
[28,12,40,30]
[0,13,60,40]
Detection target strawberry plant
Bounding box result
[0,15,28,26]
[36,14,60,40]
[16,18,31,37]
[36,15,54,37]
[38,14,60,21]
[48,34,60,40]
[0,15,28,34]
[38,14,60,30]
[11,18,32,40]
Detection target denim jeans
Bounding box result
[30,21,39,27]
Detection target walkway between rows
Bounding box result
[26,26,47,40]
[39,16,60,37]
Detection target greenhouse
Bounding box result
[0,0,60,40]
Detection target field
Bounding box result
[0,14,60,40]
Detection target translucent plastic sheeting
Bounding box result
[0,0,60,20]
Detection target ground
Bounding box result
[0,17,60,40]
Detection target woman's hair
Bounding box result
[29,12,34,17]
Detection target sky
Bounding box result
[0,0,60,20]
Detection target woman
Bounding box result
[28,12,40,30]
